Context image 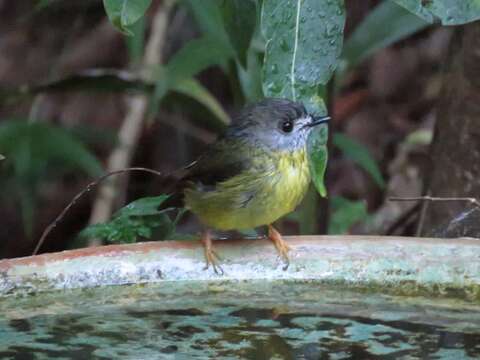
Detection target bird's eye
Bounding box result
[281,120,294,133]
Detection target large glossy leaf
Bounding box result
[261,0,345,114]
[306,124,328,197]
[342,1,429,70]
[393,0,480,25]
[220,0,257,67]
[103,0,152,35]
[333,133,385,188]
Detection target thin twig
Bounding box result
[33,167,164,256]
[415,193,429,237]
[385,203,421,236]
[389,196,480,208]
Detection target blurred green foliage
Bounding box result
[80,195,184,244]
[103,0,152,35]
[340,1,429,74]
[0,121,102,237]
[220,0,257,68]
[333,133,385,188]
[3,0,480,245]
[329,196,369,235]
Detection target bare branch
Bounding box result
[33,167,165,256]
[87,0,176,245]
[389,196,480,208]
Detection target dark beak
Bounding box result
[306,114,330,127]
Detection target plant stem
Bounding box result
[87,0,175,246]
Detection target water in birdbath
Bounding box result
[0,281,479,359]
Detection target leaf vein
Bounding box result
[291,0,302,100]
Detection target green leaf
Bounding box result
[103,0,152,35]
[155,208,187,240]
[115,195,171,217]
[261,0,345,114]
[0,69,151,108]
[237,47,264,102]
[80,195,183,244]
[220,0,257,67]
[0,121,103,177]
[0,68,228,130]
[342,1,429,70]
[405,129,433,145]
[125,15,146,64]
[306,124,329,197]
[329,196,368,234]
[0,120,102,237]
[34,69,150,94]
[35,0,54,10]
[171,78,230,125]
[289,187,321,234]
[166,36,233,81]
[392,0,480,25]
[333,133,385,188]
[150,65,169,114]
[183,0,232,51]
[150,36,233,115]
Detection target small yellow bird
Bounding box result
[170,98,330,273]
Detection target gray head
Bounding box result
[226,98,330,151]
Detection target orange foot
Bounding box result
[201,230,224,275]
[268,224,291,270]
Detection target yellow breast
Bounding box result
[272,148,311,211]
[184,148,311,230]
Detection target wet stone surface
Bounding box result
[0,281,479,359]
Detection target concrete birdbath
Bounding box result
[1,235,480,358]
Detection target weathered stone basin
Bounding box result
[0,236,479,358]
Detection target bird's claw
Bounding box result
[203,248,224,275]
[268,225,291,271]
[201,231,224,275]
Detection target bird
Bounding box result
[168,98,330,273]
[32,99,329,261]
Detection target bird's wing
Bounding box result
[181,137,253,190]
[160,138,255,209]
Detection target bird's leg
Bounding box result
[200,230,224,275]
[267,224,291,270]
